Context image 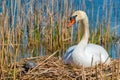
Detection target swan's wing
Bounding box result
[85,44,110,64]
[63,45,77,64]
[86,44,108,56]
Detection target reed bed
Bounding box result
[0,0,119,79]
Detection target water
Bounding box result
[0,0,120,60]
[109,42,119,59]
[1,0,120,35]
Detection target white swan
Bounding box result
[63,10,111,67]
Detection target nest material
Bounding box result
[17,56,120,80]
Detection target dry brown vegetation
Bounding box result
[16,56,120,80]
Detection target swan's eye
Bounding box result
[70,15,77,21]
[74,15,77,18]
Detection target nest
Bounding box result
[17,56,120,80]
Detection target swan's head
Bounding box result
[68,10,87,27]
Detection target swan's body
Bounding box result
[63,10,110,67]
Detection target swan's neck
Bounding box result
[78,16,90,46]
[73,16,89,53]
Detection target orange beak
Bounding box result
[68,18,76,27]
